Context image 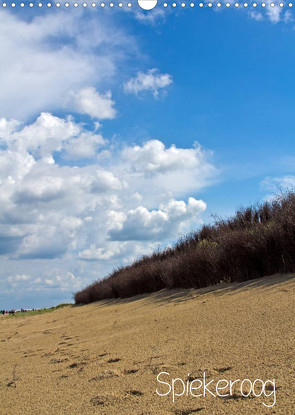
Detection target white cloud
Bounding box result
[79,243,124,262]
[63,132,106,160]
[0,118,19,135]
[2,112,79,159]
[71,87,116,120]
[7,274,31,283]
[266,5,282,23]
[26,270,81,292]
[108,198,206,241]
[78,241,159,264]
[124,68,172,98]
[250,12,264,22]
[261,175,295,192]
[0,113,217,269]
[17,217,83,260]
[283,11,293,23]
[0,10,219,307]
[133,8,167,25]
[118,140,217,203]
[0,10,134,120]
[249,4,291,23]
[1,112,106,161]
[121,140,205,174]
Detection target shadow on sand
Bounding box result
[74,273,295,310]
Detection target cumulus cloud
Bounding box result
[121,140,206,175]
[0,112,106,161]
[0,10,133,120]
[79,244,123,261]
[0,10,218,306]
[63,132,106,160]
[124,68,172,98]
[71,88,116,120]
[78,241,159,265]
[17,217,83,260]
[118,140,217,203]
[0,144,215,304]
[109,198,206,241]
[0,113,217,269]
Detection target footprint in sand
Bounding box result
[151,365,173,375]
[61,335,73,341]
[222,393,247,401]
[68,361,87,369]
[58,374,69,379]
[90,396,105,406]
[49,358,69,364]
[89,369,120,382]
[58,342,74,347]
[41,352,53,358]
[187,370,212,382]
[23,353,37,358]
[124,368,138,375]
[107,357,121,363]
[90,395,116,407]
[98,352,108,358]
[6,365,18,388]
[126,390,144,397]
[213,366,232,374]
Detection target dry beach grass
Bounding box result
[1,273,294,415]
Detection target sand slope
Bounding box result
[1,273,294,415]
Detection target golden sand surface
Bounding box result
[0,273,294,415]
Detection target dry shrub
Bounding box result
[74,191,295,304]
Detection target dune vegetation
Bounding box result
[75,191,295,304]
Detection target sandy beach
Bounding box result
[1,273,294,415]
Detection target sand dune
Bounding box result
[1,273,294,414]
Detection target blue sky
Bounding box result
[0,4,294,309]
